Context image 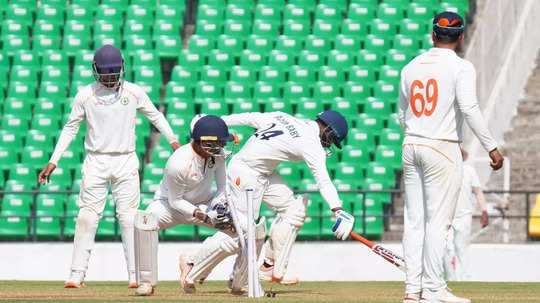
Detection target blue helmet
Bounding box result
[192,115,234,142]
[316,110,348,149]
[93,44,125,88]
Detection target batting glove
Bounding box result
[332,210,355,240]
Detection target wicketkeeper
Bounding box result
[133,115,237,296]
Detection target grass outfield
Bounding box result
[0,281,539,302]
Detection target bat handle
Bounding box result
[350,231,375,248]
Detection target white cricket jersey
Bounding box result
[221,112,342,210]
[49,81,178,165]
[455,164,481,217]
[154,143,226,217]
[398,48,497,152]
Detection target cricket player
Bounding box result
[399,12,504,303]
[37,45,180,288]
[134,115,237,296]
[444,148,489,281]
[178,110,355,294]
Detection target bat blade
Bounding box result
[350,232,406,273]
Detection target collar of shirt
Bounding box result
[429,47,457,56]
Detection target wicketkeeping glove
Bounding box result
[332,210,355,240]
[205,203,234,231]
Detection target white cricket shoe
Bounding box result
[135,282,154,296]
[65,270,85,288]
[128,271,137,288]
[422,288,470,303]
[227,278,246,295]
[259,264,299,285]
[402,292,421,302]
[178,253,196,294]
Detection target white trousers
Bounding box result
[145,198,215,230]
[70,152,140,280]
[402,137,462,293]
[444,214,472,281]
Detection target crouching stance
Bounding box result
[134,115,235,296]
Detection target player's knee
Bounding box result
[281,198,307,227]
[77,207,100,226]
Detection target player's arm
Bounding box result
[456,63,503,169]
[39,95,85,184]
[470,168,489,227]
[303,145,354,240]
[397,69,408,130]
[221,112,274,129]
[137,90,180,150]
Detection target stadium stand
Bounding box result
[0,0,472,241]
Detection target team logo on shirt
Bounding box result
[121,97,129,105]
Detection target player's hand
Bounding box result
[170,141,181,151]
[480,210,489,228]
[332,209,355,240]
[212,203,234,230]
[38,163,56,185]
[489,148,503,170]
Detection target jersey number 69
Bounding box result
[410,79,438,118]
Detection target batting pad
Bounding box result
[134,210,159,286]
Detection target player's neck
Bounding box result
[433,43,458,51]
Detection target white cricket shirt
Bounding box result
[455,163,481,217]
[398,48,497,152]
[154,143,227,217]
[221,112,342,210]
[49,81,178,165]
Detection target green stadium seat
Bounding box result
[393,34,421,52]
[217,35,244,57]
[360,178,391,204]
[140,193,154,210]
[150,146,173,167]
[134,66,162,88]
[399,19,429,38]
[341,145,370,169]
[375,145,402,171]
[21,146,48,171]
[421,33,434,49]
[254,4,281,25]
[341,19,368,37]
[334,163,363,184]
[297,50,324,71]
[333,35,362,54]
[377,2,405,21]
[208,50,235,69]
[143,163,164,183]
[200,66,227,83]
[439,1,467,16]
[297,101,323,117]
[259,66,285,84]
[347,3,376,22]
[66,4,93,26]
[364,34,392,54]
[195,82,223,104]
[276,162,301,189]
[366,162,395,187]
[268,50,295,71]
[283,82,310,104]
[164,224,195,240]
[6,4,33,27]
[103,194,116,218]
[57,145,83,173]
[3,98,32,116]
[31,114,60,133]
[163,82,192,102]
[196,19,222,37]
[253,81,280,104]
[153,19,183,39]
[39,81,68,99]
[313,82,340,104]
[288,65,316,83]
[126,4,153,25]
[379,128,403,146]
[178,50,205,71]
[352,209,384,238]
[263,99,292,114]
[164,113,190,137]
[347,128,376,154]
[406,2,434,21]
[36,194,65,216]
[224,19,251,37]
[363,97,393,118]
[315,3,343,21]
[313,19,340,38]
[245,35,274,53]
[385,49,413,69]
[225,4,251,21]
[283,20,310,37]
[187,35,214,54]
[356,49,384,67]
[33,20,60,38]
[224,81,251,104]
[198,4,223,23]
[170,66,198,84]
[12,49,38,67]
[25,129,54,149]
[63,35,91,57]
[96,216,117,239]
[0,130,23,151]
[1,20,29,40]
[124,35,153,58]
[41,65,70,84]
[373,80,398,101]
[95,4,123,26]
[201,100,228,116]
[387,113,401,130]
[251,20,279,38]
[354,113,384,137]
[36,4,64,26]
[378,65,401,85]
[304,35,332,53]
[156,4,184,21]
[124,20,152,39]
[343,81,370,104]
[317,66,345,83]
[1,114,30,135]
[283,4,310,22]
[10,65,38,84]
[276,35,303,55]
[1,194,32,216]
[0,146,18,175]
[298,215,320,240]
[330,98,357,116]
[155,36,182,59]
[94,34,122,50]
[138,82,161,104]
[0,217,29,239]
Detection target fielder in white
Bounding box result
[444,148,489,281]
[178,110,355,294]
[133,115,238,296]
[37,45,180,288]
[398,12,503,303]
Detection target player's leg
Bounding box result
[133,199,188,296]
[452,215,472,281]
[419,142,469,302]
[259,172,306,284]
[66,154,109,288]
[110,152,140,288]
[443,226,457,281]
[179,231,240,293]
[401,144,426,301]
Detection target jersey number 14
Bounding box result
[410,79,438,118]
[254,123,284,140]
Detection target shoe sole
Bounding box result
[65,282,84,288]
